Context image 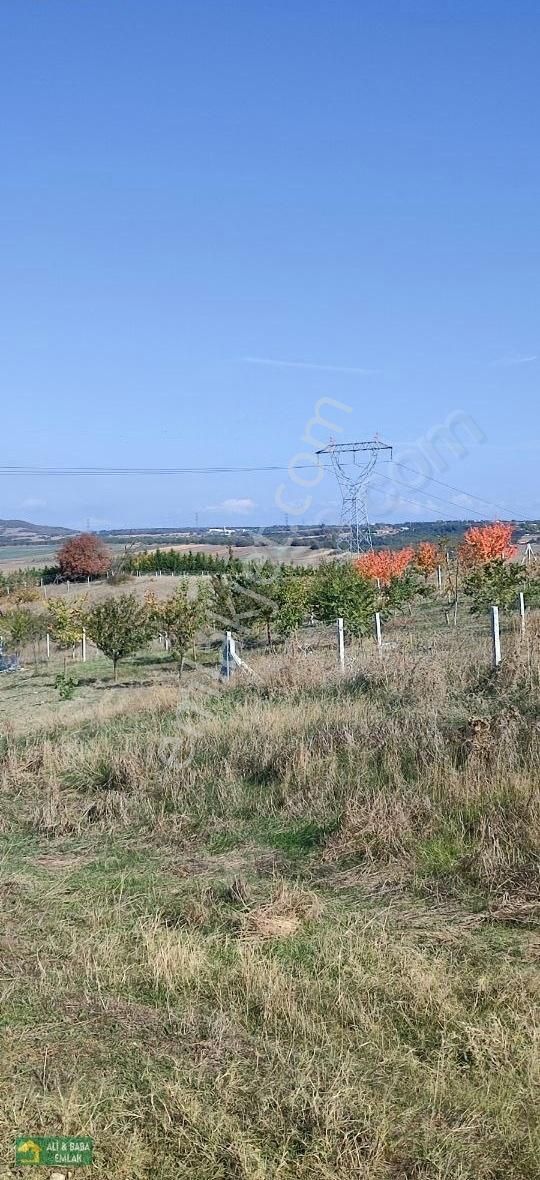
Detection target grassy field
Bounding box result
[1,613,539,1178]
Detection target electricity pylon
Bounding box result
[316,439,392,554]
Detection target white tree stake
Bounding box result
[519,591,526,637]
[491,605,501,668]
[336,617,345,671]
[46,633,50,660]
[437,565,442,590]
[81,628,87,663]
[375,611,383,657]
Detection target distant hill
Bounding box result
[0,518,73,546]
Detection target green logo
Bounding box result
[15,1136,93,1167]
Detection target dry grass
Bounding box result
[1,620,539,1177]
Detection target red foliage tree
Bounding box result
[57,533,112,580]
[355,546,414,586]
[458,522,516,567]
[415,542,439,576]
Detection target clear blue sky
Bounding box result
[1,0,539,529]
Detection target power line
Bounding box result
[373,471,489,520]
[0,462,328,476]
[385,461,524,520]
[0,456,534,521]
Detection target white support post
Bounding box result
[81,628,87,663]
[226,630,232,681]
[46,633,50,660]
[491,605,501,668]
[519,592,526,637]
[374,611,383,657]
[66,580,70,593]
[437,565,442,590]
[336,617,345,671]
[164,635,170,652]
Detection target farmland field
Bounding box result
[0,539,334,575]
[1,600,539,1179]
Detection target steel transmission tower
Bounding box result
[316,439,392,554]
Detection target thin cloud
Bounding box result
[491,353,537,367]
[243,356,380,375]
[21,497,47,510]
[206,498,256,515]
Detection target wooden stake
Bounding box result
[81,628,87,663]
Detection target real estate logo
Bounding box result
[15,1136,93,1167]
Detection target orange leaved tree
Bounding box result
[355,546,414,586]
[458,523,516,567]
[415,542,439,576]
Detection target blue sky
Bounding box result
[1,0,539,529]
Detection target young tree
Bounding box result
[85,594,153,679]
[355,546,415,584]
[414,542,440,577]
[211,567,280,645]
[379,569,432,614]
[459,522,516,567]
[151,584,210,675]
[312,562,375,636]
[463,558,525,614]
[275,573,313,639]
[0,608,45,658]
[47,598,86,673]
[57,533,112,581]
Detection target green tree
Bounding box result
[0,608,45,658]
[380,570,432,615]
[211,568,280,645]
[47,598,86,673]
[275,573,313,639]
[85,594,153,679]
[153,584,210,675]
[311,562,375,636]
[463,558,525,614]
